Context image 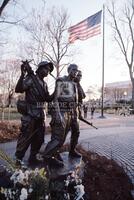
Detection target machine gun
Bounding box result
[79,116,98,129]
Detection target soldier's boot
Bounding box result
[28,154,42,165]
[14,154,24,167]
[55,151,63,162]
[49,157,64,167]
[69,140,81,158]
[44,156,64,168]
[69,149,81,158]
[15,159,25,167]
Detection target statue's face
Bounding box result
[69,68,78,79]
[39,65,51,78]
[76,72,82,82]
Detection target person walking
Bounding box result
[83,105,88,119]
[91,105,95,119]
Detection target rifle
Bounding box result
[79,116,98,129]
[21,60,47,101]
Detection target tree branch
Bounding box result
[0,0,11,16]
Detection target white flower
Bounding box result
[24,170,30,181]
[45,195,49,199]
[10,169,20,182]
[18,170,25,183]
[3,189,8,197]
[65,180,69,186]
[8,189,12,199]
[74,184,85,200]
[71,171,75,178]
[28,188,33,193]
[34,168,39,176]
[20,188,28,200]
[10,169,25,184]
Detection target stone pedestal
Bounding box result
[48,151,84,200]
[49,151,83,179]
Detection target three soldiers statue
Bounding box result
[15,61,86,167]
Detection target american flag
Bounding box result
[68,10,102,43]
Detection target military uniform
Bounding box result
[15,62,53,163]
[43,75,79,160]
[42,64,85,167]
[77,82,86,105]
[67,70,86,158]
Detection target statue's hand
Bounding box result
[21,64,27,76]
[21,60,33,76]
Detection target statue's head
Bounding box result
[67,64,78,79]
[36,61,54,78]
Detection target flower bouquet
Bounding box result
[0,149,49,200]
[0,149,85,200]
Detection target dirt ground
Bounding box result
[79,148,134,200]
[61,145,134,200]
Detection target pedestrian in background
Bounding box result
[83,105,88,119]
[91,105,95,119]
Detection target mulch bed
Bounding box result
[0,121,51,143]
[81,148,133,200]
[62,145,134,200]
[0,121,20,142]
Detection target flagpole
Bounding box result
[100,4,105,118]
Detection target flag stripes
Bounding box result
[68,10,102,43]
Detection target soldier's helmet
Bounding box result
[37,61,54,73]
[67,64,78,73]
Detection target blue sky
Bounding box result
[2,0,130,91]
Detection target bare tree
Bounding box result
[86,85,101,100]
[108,0,134,107]
[104,86,127,103]
[0,0,27,54]
[0,59,20,120]
[23,6,74,77]
[0,0,20,24]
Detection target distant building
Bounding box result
[104,80,132,104]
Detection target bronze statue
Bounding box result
[15,60,54,165]
[43,64,80,167]
[68,70,86,157]
[74,70,86,114]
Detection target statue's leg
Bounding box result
[42,112,70,167]
[29,118,45,161]
[15,115,35,160]
[69,117,81,158]
[43,124,65,158]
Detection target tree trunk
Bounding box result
[1,107,5,121]
[56,64,60,78]
[129,67,134,108]
[131,81,134,108]
[8,104,11,120]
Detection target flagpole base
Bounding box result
[98,115,106,119]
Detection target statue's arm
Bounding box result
[15,75,32,93]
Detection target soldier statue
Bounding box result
[15,61,54,165]
[43,64,82,167]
